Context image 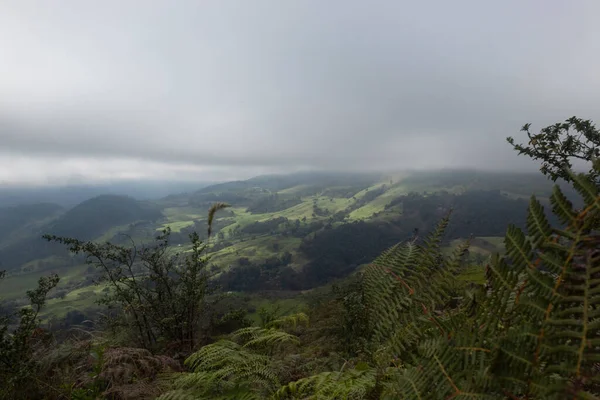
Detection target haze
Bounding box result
[1,0,599,186]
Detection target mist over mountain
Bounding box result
[1,1,599,185]
[0,180,212,207]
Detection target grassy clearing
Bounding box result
[477,236,505,252]
[218,208,266,235]
[163,206,206,222]
[42,284,107,318]
[159,220,195,232]
[278,185,311,195]
[95,223,133,242]
[220,196,350,235]
[209,236,302,268]
[348,184,408,220]
[2,264,89,300]
[401,180,466,195]
[314,196,353,213]
[447,236,505,257]
[469,246,493,256]
[457,265,486,285]
[20,255,67,272]
[274,200,317,220]
[270,196,352,220]
[350,182,387,200]
[348,204,380,220]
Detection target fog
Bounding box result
[1,0,599,185]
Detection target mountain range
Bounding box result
[0,169,570,318]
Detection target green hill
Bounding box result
[0,203,63,243]
[46,195,162,241]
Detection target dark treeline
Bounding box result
[390,190,531,237]
[218,189,532,292]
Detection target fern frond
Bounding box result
[527,196,552,247]
[208,202,230,237]
[504,224,535,272]
[158,387,264,400]
[275,367,377,400]
[364,218,469,357]
[550,185,577,226]
[166,339,279,398]
[232,327,300,348]
[422,213,451,256]
[383,337,497,399]
[486,178,600,398]
[571,172,599,211]
[157,389,201,400]
[266,313,309,330]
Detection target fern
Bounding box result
[483,171,600,398]
[160,318,305,399]
[275,366,377,400]
[266,312,310,330]
[363,214,470,358]
[377,170,600,399]
[283,169,600,399]
[233,327,300,349]
[158,339,279,399]
[162,169,600,399]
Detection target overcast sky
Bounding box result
[1,0,599,186]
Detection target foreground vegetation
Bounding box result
[1,117,599,399]
[155,161,599,399]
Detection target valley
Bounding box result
[1,169,559,322]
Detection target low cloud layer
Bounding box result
[1,0,599,185]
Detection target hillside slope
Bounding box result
[0,170,560,316]
[0,203,63,243]
[46,195,162,241]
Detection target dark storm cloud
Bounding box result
[1,0,599,184]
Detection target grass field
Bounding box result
[163,206,206,222]
[209,236,302,269]
[159,220,195,232]
[42,284,107,318]
[2,263,89,300]
[277,185,311,195]
[477,236,505,249]
[457,265,486,284]
[95,223,133,242]
[445,236,505,262]
[348,184,408,220]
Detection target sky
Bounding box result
[1,0,599,186]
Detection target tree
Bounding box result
[45,230,217,351]
[159,314,308,399]
[0,271,59,398]
[45,203,231,352]
[507,116,600,183]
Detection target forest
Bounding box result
[1,116,599,399]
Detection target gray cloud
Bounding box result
[1,0,599,185]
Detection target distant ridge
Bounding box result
[0,181,213,207]
[46,195,162,240]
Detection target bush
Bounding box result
[0,271,59,399]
